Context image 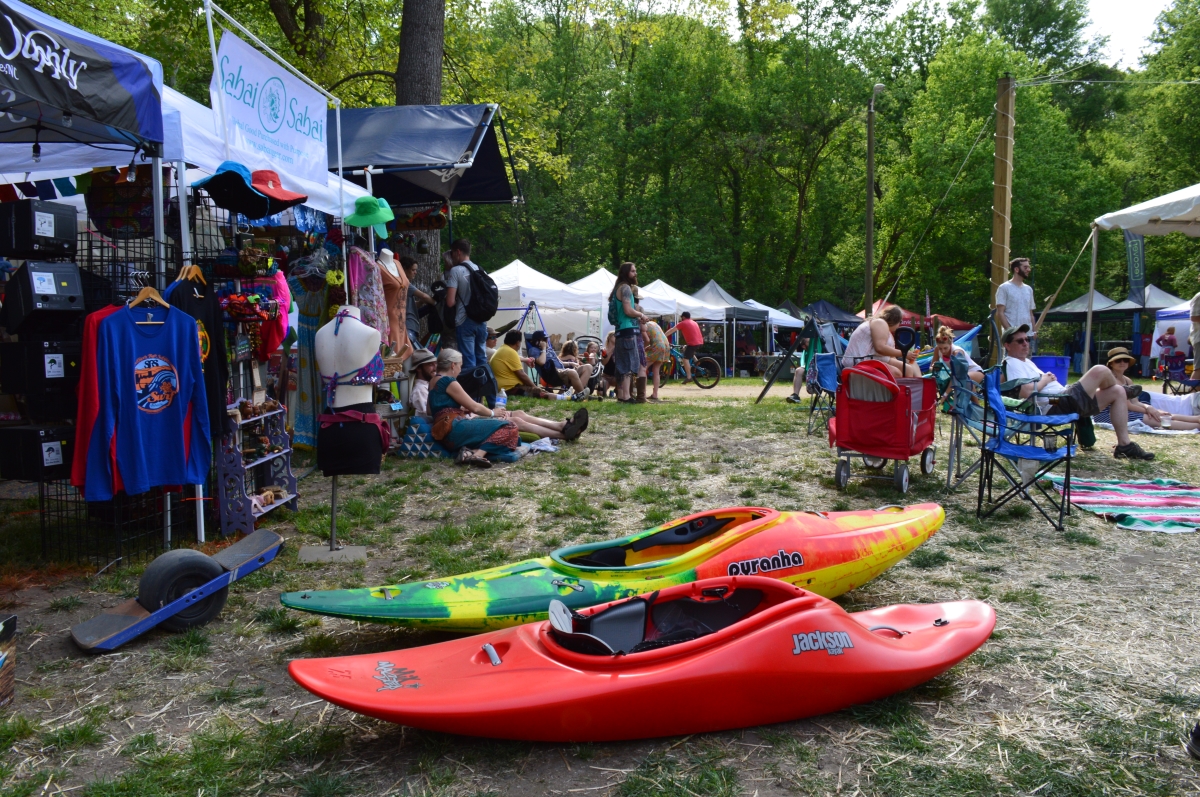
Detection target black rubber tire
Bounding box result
[921,447,936,475]
[863,456,887,470]
[894,463,910,494]
[834,460,850,489]
[138,549,228,632]
[693,357,722,389]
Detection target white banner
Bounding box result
[209,30,328,184]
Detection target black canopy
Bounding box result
[1043,290,1117,323]
[691,280,769,323]
[0,0,162,152]
[328,104,518,207]
[801,299,861,327]
[1096,284,1185,318]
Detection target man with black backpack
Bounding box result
[445,238,499,371]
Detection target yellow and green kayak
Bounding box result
[279,503,943,632]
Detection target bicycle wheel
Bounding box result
[763,357,789,385]
[693,357,722,389]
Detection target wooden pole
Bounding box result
[1083,225,1098,371]
[990,74,1016,363]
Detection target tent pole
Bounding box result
[1083,224,1098,371]
[176,161,193,267]
[152,156,166,286]
[365,167,375,253]
[336,100,345,262]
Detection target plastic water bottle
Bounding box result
[495,391,507,410]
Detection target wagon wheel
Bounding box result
[862,456,887,470]
[893,463,910,494]
[920,447,936,476]
[834,460,850,490]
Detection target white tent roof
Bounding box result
[744,299,806,329]
[641,279,725,321]
[1095,183,1200,237]
[568,267,616,294]
[492,260,605,312]
[0,87,367,217]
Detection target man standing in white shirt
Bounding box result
[1190,290,1200,358]
[995,257,1037,349]
[1001,324,1154,460]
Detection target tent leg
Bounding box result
[152,156,166,286]
[1083,224,1097,372]
[175,161,193,267]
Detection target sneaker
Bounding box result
[1113,441,1155,461]
[786,394,803,404]
[1123,384,1143,401]
[571,388,591,401]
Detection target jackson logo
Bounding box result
[374,661,420,691]
[0,15,88,90]
[133,355,178,413]
[727,549,804,576]
[327,668,351,679]
[792,630,854,656]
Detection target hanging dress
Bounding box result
[288,274,326,449]
[348,247,389,342]
[378,263,412,359]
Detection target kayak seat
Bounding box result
[550,587,764,656]
[563,515,743,568]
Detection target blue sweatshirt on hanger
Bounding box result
[85,305,211,501]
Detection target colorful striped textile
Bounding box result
[1044,476,1200,533]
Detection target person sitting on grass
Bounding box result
[600,332,618,396]
[1102,346,1200,431]
[490,330,552,399]
[1001,325,1155,461]
[428,349,519,468]
[408,349,438,418]
[528,329,593,400]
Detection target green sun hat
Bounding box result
[373,198,392,239]
[345,195,394,229]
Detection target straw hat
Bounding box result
[1106,346,1136,365]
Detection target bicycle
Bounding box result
[667,344,721,389]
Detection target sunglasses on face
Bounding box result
[1010,337,1029,345]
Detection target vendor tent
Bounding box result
[641,280,725,322]
[330,104,518,207]
[744,300,806,329]
[1043,289,1117,322]
[801,299,861,327]
[692,280,769,323]
[1151,300,1193,359]
[1096,284,1184,318]
[0,0,163,153]
[929,314,976,331]
[1083,183,1200,367]
[490,260,605,342]
[778,299,808,319]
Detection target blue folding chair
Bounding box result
[976,368,1077,530]
[806,353,841,435]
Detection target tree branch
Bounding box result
[326,70,399,92]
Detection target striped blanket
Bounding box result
[1044,476,1200,533]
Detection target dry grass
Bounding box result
[1,386,1199,795]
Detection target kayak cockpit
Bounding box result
[546,579,798,656]
[551,508,775,571]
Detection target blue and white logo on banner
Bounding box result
[209,30,328,184]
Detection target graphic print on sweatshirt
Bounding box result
[134,355,179,413]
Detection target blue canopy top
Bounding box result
[328,104,517,206]
[0,0,163,151]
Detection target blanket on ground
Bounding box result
[1044,476,1200,533]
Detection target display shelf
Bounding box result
[237,407,285,426]
[240,447,292,470]
[216,405,297,537]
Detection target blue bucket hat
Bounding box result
[192,161,270,219]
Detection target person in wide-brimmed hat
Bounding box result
[408,349,439,418]
[1102,346,1200,430]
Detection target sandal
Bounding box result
[455,449,492,468]
[572,407,589,433]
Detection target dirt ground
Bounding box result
[2,384,1200,796]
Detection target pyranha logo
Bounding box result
[792,630,854,656]
[726,549,804,576]
[0,16,88,89]
[258,77,286,133]
[374,661,420,692]
[133,355,178,413]
[196,320,211,363]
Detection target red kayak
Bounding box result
[288,576,994,741]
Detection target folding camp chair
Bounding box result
[806,353,841,436]
[976,368,1077,531]
[1161,352,1199,396]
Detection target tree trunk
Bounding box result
[395,0,447,305]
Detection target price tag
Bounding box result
[31,271,56,294]
[41,441,63,467]
[34,211,55,237]
[44,354,64,378]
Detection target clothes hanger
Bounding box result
[129,271,168,324]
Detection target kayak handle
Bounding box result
[482,643,502,666]
[552,579,585,592]
[873,505,906,512]
[868,625,909,637]
[803,511,830,519]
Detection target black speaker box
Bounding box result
[0,199,76,258]
[1,261,85,334]
[0,339,81,394]
[0,424,73,481]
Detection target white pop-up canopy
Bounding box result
[1076,184,1200,368]
[1152,300,1193,360]
[490,260,606,342]
[0,87,366,218]
[744,299,806,329]
[641,279,725,322]
[568,268,677,333]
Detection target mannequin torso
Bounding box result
[376,248,410,354]
[315,306,381,409]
